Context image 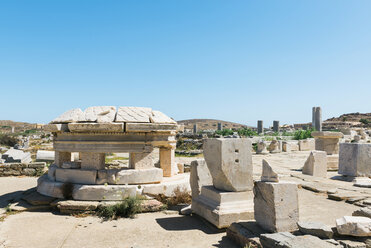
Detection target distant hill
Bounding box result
[0,120,42,133]
[177,119,253,131]
[324,112,371,128]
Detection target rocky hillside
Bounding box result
[324,113,371,128]
[177,119,252,131]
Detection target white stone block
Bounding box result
[55,168,97,184]
[191,186,254,228]
[81,106,116,123]
[339,143,371,177]
[114,168,163,185]
[203,138,253,192]
[254,181,299,232]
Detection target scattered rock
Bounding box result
[339,239,366,248]
[261,159,279,182]
[297,221,334,239]
[336,216,371,237]
[259,232,295,248]
[353,178,371,188]
[353,207,371,218]
[140,199,163,212]
[226,222,264,248]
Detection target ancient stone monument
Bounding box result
[254,160,299,232]
[217,122,222,131]
[302,151,327,178]
[257,120,263,134]
[312,107,322,131]
[191,138,254,228]
[37,106,189,200]
[339,143,371,177]
[311,131,343,155]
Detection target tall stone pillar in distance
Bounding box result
[217,122,222,131]
[193,124,198,134]
[257,120,263,134]
[273,121,280,132]
[312,107,322,131]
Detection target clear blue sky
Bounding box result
[0,1,370,127]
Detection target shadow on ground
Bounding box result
[155,214,225,234]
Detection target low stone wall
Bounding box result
[0,162,47,176]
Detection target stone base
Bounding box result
[37,173,189,200]
[191,186,254,229]
[327,155,339,171]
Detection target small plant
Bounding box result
[97,196,142,219]
[61,182,74,199]
[155,187,191,207]
[360,119,370,125]
[31,168,46,177]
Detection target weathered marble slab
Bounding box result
[115,107,152,123]
[80,106,116,123]
[150,110,176,124]
[51,108,84,124]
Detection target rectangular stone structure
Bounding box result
[254,181,299,232]
[80,152,105,170]
[312,131,343,155]
[273,121,280,132]
[54,151,71,167]
[193,124,197,134]
[55,168,97,184]
[192,185,254,228]
[129,151,154,169]
[257,120,263,134]
[160,147,176,177]
[339,143,371,177]
[203,138,253,192]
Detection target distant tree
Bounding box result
[360,119,370,125]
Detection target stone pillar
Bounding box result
[160,147,176,177]
[54,151,71,167]
[311,131,343,155]
[273,121,280,132]
[257,120,263,134]
[193,124,198,134]
[80,152,105,170]
[312,107,322,131]
[129,150,154,169]
[217,122,222,131]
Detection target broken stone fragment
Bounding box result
[336,216,371,237]
[353,207,371,218]
[302,150,327,177]
[297,221,334,239]
[261,159,279,182]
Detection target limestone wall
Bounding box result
[0,162,46,176]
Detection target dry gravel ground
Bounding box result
[0,151,362,248]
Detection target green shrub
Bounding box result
[293,129,314,140]
[155,187,191,207]
[97,196,142,219]
[360,119,370,125]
